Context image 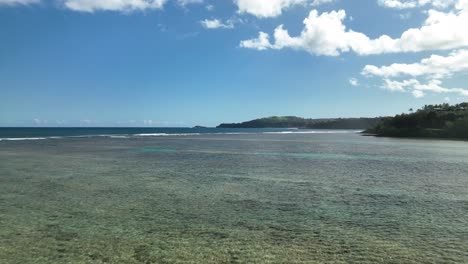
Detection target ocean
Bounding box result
[0,128,467,263]
[0,127,353,140]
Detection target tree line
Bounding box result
[365,103,468,139]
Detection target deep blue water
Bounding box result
[0,127,359,140]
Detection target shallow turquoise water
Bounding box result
[0,132,467,263]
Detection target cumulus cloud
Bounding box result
[200,18,234,29]
[362,49,468,79]
[363,50,468,98]
[240,32,272,50]
[0,0,39,5]
[381,79,468,98]
[240,1,468,56]
[234,0,307,18]
[363,1,468,98]
[63,0,167,12]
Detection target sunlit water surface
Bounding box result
[1,131,467,263]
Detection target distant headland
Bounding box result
[364,103,468,140]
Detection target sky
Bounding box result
[1,0,468,127]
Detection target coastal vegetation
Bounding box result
[365,103,468,139]
[217,117,382,129]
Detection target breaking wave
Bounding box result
[0,130,361,141]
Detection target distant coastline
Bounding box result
[215,102,468,140]
[217,116,383,130]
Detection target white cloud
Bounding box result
[378,0,417,9]
[380,79,468,98]
[177,0,203,6]
[416,79,467,96]
[0,0,39,5]
[200,18,235,29]
[382,78,416,92]
[378,0,457,9]
[362,49,468,79]
[412,89,425,98]
[311,0,335,6]
[240,1,468,56]
[234,0,307,18]
[240,32,272,50]
[233,0,336,18]
[349,78,359,86]
[241,10,352,55]
[63,0,167,12]
[360,0,468,98]
[363,49,468,98]
[457,0,468,10]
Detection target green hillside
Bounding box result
[365,103,468,139]
[217,116,383,129]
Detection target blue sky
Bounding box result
[1,0,468,127]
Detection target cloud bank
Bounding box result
[363,49,468,98]
[241,2,468,56]
[239,0,468,98]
